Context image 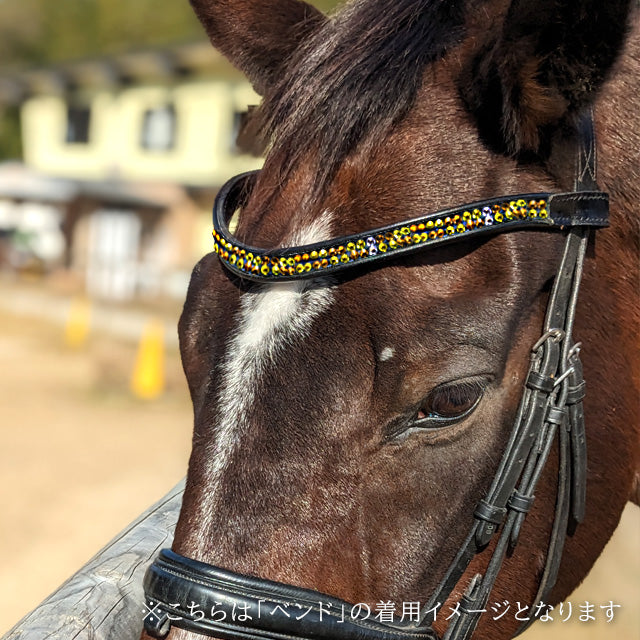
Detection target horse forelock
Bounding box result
[256,0,469,194]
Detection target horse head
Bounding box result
[143,1,639,639]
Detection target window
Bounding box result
[141,104,176,152]
[66,105,91,144]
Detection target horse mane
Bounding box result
[256,0,468,194]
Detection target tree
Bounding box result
[0,0,341,69]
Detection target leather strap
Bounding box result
[514,111,596,635]
[211,174,607,283]
[144,550,437,640]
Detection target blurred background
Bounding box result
[0,0,636,638]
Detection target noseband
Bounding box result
[144,116,608,640]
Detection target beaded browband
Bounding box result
[212,171,609,282]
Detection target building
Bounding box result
[0,42,262,299]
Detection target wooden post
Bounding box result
[2,480,184,640]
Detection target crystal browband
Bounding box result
[212,172,609,282]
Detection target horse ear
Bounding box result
[460,0,633,155]
[189,0,326,95]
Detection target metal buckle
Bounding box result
[532,328,565,353]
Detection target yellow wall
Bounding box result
[21,80,262,186]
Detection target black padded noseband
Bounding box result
[145,549,437,640]
[144,114,606,640]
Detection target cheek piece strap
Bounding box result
[143,113,606,640]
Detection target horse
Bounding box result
[142,1,639,639]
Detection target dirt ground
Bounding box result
[0,292,638,639]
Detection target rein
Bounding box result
[143,115,607,640]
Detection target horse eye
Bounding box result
[414,380,485,426]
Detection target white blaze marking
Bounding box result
[379,346,395,361]
[200,212,335,533]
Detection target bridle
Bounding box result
[143,114,608,640]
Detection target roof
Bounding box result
[0,163,76,202]
[0,41,242,105]
[0,163,166,209]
